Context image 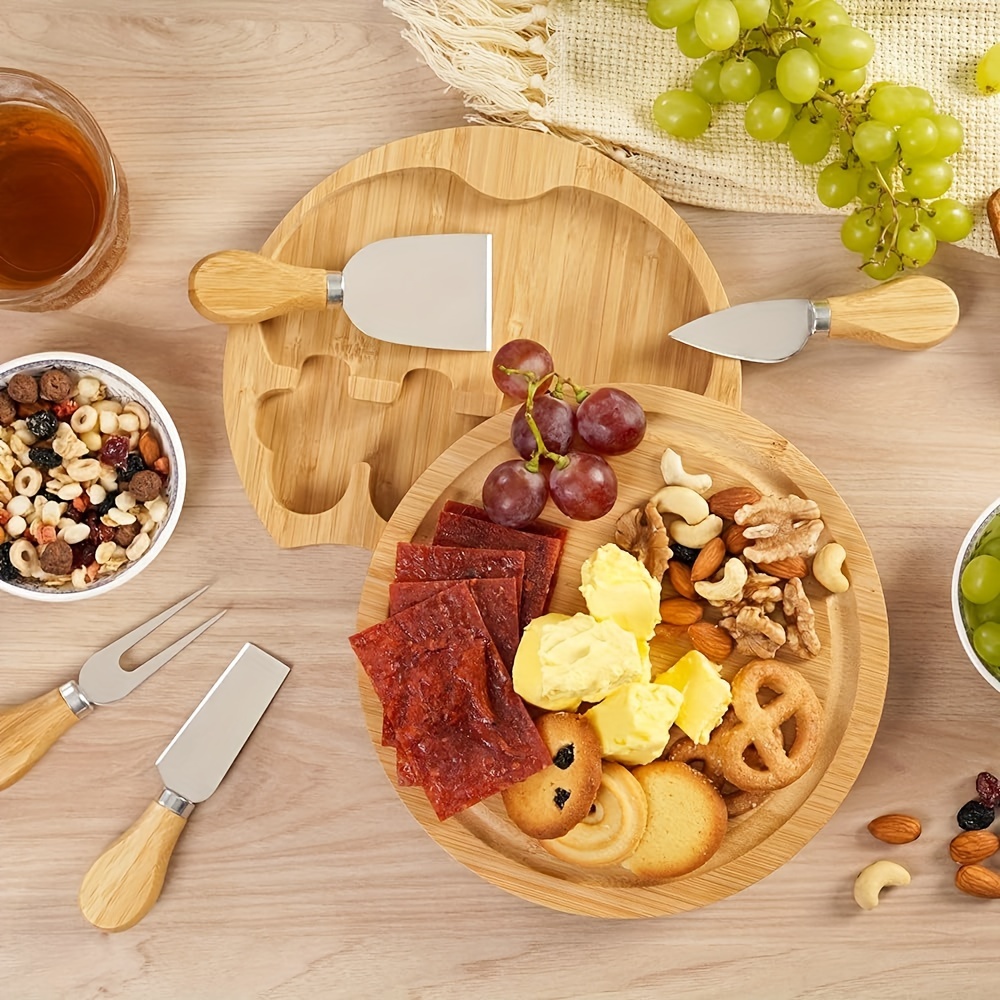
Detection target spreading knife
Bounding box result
[78,642,290,932]
[668,274,960,363]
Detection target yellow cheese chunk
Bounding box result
[513,612,648,711]
[579,543,661,642]
[654,650,732,745]
[585,682,683,766]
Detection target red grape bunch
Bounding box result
[482,339,648,528]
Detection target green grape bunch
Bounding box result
[647,0,974,279]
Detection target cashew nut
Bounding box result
[813,542,850,594]
[853,860,910,910]
[651,485,710,526]
[694,557,748,602]
[669,514,723,550]
[660,448,712,495]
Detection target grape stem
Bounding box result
[521,375,570,473]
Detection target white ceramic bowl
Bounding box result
[0,352,185,602]
[952,495,1000,694]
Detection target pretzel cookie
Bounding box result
[719,659,822,793]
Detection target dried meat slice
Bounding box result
[389,577,520,670]
[432,511,564,629]
[393,543,525,610]
[349,583,549,820]
[442,500,569,544]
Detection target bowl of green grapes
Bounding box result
[955,500,1000,692]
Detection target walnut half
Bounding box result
[783,577,821,657]
[615,502,672,582]
[735,494,825,564]
[719,605,786,659]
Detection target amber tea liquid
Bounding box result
[0,102,106,287]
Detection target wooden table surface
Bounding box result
[2,3,999,998]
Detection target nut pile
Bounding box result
[615,448,850,664]
[0,368,170,591]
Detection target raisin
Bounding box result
[552,744,575,770]
[28,447,61,469]
[43,491,62,504]
[553,787,571,810]
[958,799,995,831]
[71,541,96,570]
[123,453,145,477]
[0,542,16,582]
[977,772,1000,809]
[63,504,83,524]
[26,409,58,440]
[96,494,117,517]
[672,543,700,566]
[99,435,129,468]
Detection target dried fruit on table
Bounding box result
[957,799,996,831]
[977,771,1000,808]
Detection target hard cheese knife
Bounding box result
[188,235,493,351]
[78,642,289,932]
[668,274,960,362]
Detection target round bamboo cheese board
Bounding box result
[220,126,740,551]
[354,384,889,918]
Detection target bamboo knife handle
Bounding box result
[0,687,80,791]
[79,798,190,932]
[826,275,959,350]
[188,250,331,325]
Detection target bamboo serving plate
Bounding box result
[221,126,740,550]
[354,384,889,918]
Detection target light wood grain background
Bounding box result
[1,3,999,998]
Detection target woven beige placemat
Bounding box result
[387,0,1000,257]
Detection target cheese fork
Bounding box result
[0,585,224,791]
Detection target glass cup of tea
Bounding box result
[0,68,129,311]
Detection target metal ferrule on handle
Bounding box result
[158,788,195,819]
[59,680,94,719]
[812,301,833,336]
[326,273,344,305]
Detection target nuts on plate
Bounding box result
[651,485,709,525]
[867,813,922,844]
[854,860,911,910]
[659,448,711,494]
[614,503,671,582]
[667,560,697,600]
[813,542,850,594]
[708,486,762,520]
[757,555,808,579]
[687,621,733,661]
[690,536,725,582]
[659,598,703,627]
[950,830,1000,865]
[694,557,748,604]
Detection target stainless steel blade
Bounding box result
[668,299,819,363]
[156,643,289,803]
[341,233,492,352]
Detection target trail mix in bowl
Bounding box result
[0,368,170,590]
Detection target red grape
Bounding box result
[491,339,554,399]
[548,452,617,521]
[576,388,647,455]
[482,460,549,527]
[510,394,575,460]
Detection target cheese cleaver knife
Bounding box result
[188,235,493,351]
[78,643,290,932]
[668,275,959,363]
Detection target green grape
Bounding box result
[776,49,821,103]
[964,591,1000,628]
[825,64,867,94]
[903,158,954,198]
[653,89,712,138]
[694,0,741,51]
[788,116,833,163]
[861,254,901,280]
[692,59,726,104]
[856,166,884,205]
[962,555,1000,604]
[746,50,778,88]
[896,223,937,266]
[647,0,701,28]
[852,120,898,162]
[927,198,974,242]
[976,42,1000,95]
[897,117,939,159]
[818,25,875,70]
[867,85,917,126]
[744,91,793,141]
[676,19,712,57]
[840,212,880,254]
[816,161,859,207]
[776,113,798,144]
[907,87,935,116]
[719,58,762,102]
[978,540,1000,564]
[732,0,769,30]
[930,114,964,157]
[802,0,850,36]
[974,622,1000,668]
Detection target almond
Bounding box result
[708,486,763,520]
[956,864,1000,898]
[758,556,809,579]
[659,598,703,627]
[867,814,921,844]
[139,431,161,467]
[723,523,749,556]
[667,560,697,600]
[687,621,733,661]
[654,621,692,642]
[690,537,726,582]
[950,830,1000,866]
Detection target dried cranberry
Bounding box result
[977,772,1000,808]
[99,435,129,467]
[88,521,115,545]
[71,542,96,570]
[63,504,83,523]
[958,799,995,831]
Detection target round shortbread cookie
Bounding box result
[503,712,603,840]
[622,760,728,881]
[540,761,648,867]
